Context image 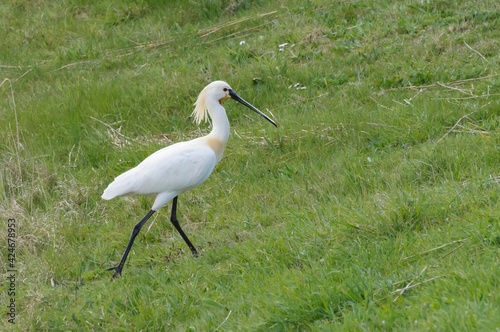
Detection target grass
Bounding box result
[1,0,500,330]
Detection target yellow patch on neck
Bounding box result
[219,95,230,104]
[205,136,227,162]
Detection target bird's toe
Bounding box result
[106,265,122,279]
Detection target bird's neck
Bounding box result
[207,99,230,143]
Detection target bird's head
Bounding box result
[192,81,277,127]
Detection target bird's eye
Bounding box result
[223,88,228,91]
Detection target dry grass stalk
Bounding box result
[437,111,479,143]
[403,238,468,260]
[436,81,476,96]
[463,41,486,61]
[393,265,428,302]
[198,10,277,38]
[1,78,22,177]
[383,73,500,91]
[392,275,444,297]
[90,116,132,148]
[439,242,467,260]
[203,22,271,44]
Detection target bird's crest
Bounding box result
[192,86,209,125]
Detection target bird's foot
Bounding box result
[106,265,123,280]
[190,248,199,258]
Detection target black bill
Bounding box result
[229,89,277,127]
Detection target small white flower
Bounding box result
[239,40,246,45]
[290,83,305,89]
[279,43,288,48]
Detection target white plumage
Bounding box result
[102,138,217,210]
[102,80,276,279]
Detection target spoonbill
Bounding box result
[102,80,277,278]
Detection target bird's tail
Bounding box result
[101,169,137,200]
[101,184,118,200]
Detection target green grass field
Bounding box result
[1,0,500,330]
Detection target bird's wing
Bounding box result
[102,140,216,199]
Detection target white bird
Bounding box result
[102,80,276,278]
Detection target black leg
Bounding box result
[170,196,198,256]
[107,209,155,279]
